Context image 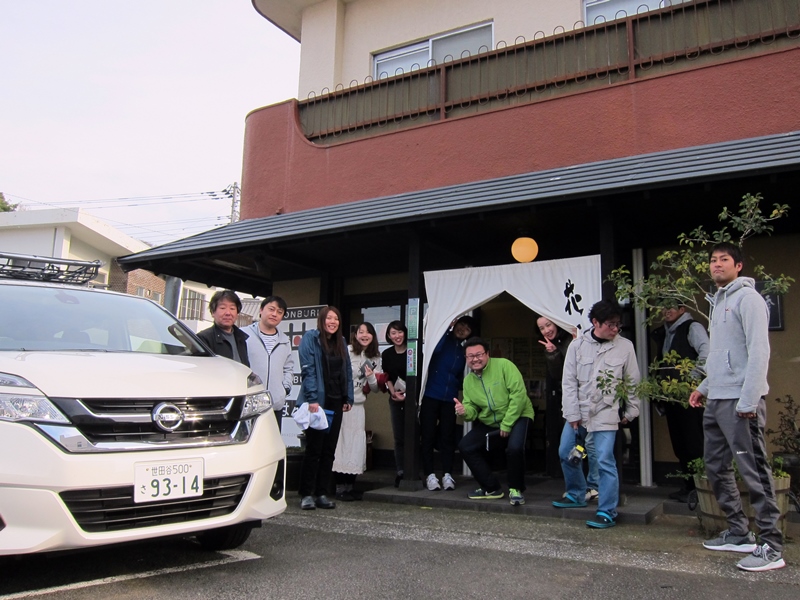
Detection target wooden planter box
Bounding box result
[693,475,791,535]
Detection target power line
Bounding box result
[5,190,233,207]
[3,188,236,244]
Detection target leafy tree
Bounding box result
[0,192,18,212]
[607,193,793,406]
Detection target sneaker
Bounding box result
[509,488,525,506]
[702,529,757,553]
[737,543,786,572]
[300,495,316,510]
[585,489,599,502]
[468,487,504,500]
[442,473,456,491]
[426,473,441,491]
[552,493,588,508]
[586,511,616,529]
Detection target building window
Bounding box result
[179,289,206,321]
[136,286,147,297]
[374,23,493,79]
[584,0,689,24]
[151,291,163,305]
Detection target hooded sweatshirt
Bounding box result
[696,276,770,413]
[242,322,294,412]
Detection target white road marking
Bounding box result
[0,550,260,599]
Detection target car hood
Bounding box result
[0,352,254,398]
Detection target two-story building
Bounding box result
[120,0,800,486]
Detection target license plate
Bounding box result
[134,459,204,503]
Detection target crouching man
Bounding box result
[454,337,534,506]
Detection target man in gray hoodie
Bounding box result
[689,242,784,572]
[244,296,294,430]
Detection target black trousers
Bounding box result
[388,398,405,474]
[545,388,564,478]
[459,418,531,492]
[664,402,704,490]
[420,396,457,476]
[299,408,343,497]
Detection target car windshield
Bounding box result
[0,284,211,355]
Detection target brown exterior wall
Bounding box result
[241,47,800,219]
[108,260,165,303]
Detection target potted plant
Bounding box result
[687,457,792,535]
[766,395,800,492]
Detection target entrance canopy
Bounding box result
[420,255,601,395]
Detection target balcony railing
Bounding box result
[298,0,800,145]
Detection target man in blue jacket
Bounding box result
[689,242,784,572]
[420,315,476,491]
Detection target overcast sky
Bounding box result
[0,1,300,246]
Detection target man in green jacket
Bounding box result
[455,337,535,506]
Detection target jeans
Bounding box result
[388,398,405,474]
[458,418,531,492]
[559,422,619,518]
[585,432,599,491]
[420,396,457,476]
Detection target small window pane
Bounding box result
[431,24,492,65]
[375,44,428,79]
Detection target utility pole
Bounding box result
[226,182,241,223]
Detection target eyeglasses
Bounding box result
[466,351,486,360]
[604,321,623,330]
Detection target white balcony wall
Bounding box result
[296,0,582,98]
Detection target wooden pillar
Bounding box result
[399,233,422,490]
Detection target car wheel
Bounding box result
[195,523,255,551]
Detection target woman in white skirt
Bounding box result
[333,322,382,501]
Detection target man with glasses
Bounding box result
[454,337,534,506]
[552,300,640,529]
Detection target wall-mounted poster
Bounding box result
[755,281,784,331]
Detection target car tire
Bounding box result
[195,523,255,551]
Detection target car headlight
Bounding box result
[0,372,69,423]
[241,372,272,419]
[241,391,273,419]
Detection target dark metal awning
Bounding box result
[117,131,800,293]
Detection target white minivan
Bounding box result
[0,253,286,555]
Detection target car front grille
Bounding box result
[44,396,250,451]
[59,475,251,532]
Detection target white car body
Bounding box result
[0,258,286,556]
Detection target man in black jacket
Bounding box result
[197,290,250,367]
[652,303,708,502]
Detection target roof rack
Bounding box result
[0,252,101,285]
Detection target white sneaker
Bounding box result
[442,473,455,490]
[426,473,441,491]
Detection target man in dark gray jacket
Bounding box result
[197,290,249,367]
[689,242,783,572]
[244,296,294,430]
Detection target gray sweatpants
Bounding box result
[703,397,782,551]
